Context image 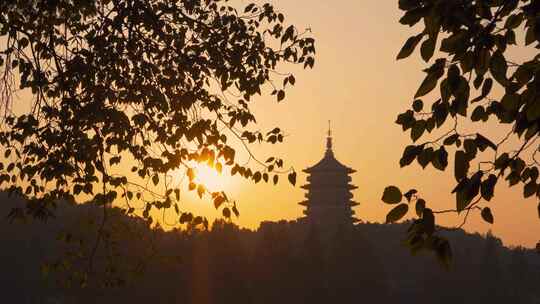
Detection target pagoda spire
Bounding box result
[326,120,333,154]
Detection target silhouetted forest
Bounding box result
[1,193,539,304]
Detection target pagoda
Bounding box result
[299,123,359,225]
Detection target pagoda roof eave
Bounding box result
[301,184,357,189]
[303,151,355,174]
[303,167,355,174]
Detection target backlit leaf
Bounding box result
[489,50,508,85]
[481,207,494,224]
[524,182,537,198]
[214,195,226,209]
[397,34,423,60]
[404,189,417,202]
[386,203,409,223]
[412,99,423,112]
[223,207,231,218]
[277,90,285,102]
[420,38,436,62]
[454,150,469,181]
[197,184,205,198]
[481,174,497,201]
[232,205,240,217]
[415,199,426,217]
[288,171,297,186]
[382,186,402,204]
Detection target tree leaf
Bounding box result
[481,174,497,201]
[397,34,423,60]
[489,50,508,85]
[513,64,533,86]
[415,198,426,217]
[277,90,285,102]
[440,31,467,53]
[109,156,121,166]
[232,205,240,217]
[289,75,296,85]
[253,171,262,183]
[420,37,436,62]
[455,180,472,212]
[197,184,205,198]
[476,134,497,151]
[411,120,426,142]
[396,110,415,131]
[414,59,446,98]
[222,207,231,218]
[422,208,435,235]
[193,216,203,225]
[481,207,494,224]
[417,147,433,169]
[412,99,423,112]
[180,212,193,224]
[524,182,537,198]
[281,25,295,44]
[382,186,402,204]
[187,168,195,181]
[471,106,485,122]
[386,203,409,223]
[244,3,255,13]
[432,147,448,171]
[526,96,540,121]
[454,150,469,181]
[287,171,297,186]
[501,93,520,112]
[504,13,523,29]
[399,9,424,26]
[404,189,418,202]
[443,134,459,146]
[415,73,439,98]
[214,195,226,209]
[475,78,493,102]
[400,145,421,167]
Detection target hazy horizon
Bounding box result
[163,0,540,249]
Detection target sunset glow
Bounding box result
[193,163,231,192]
[2,0,540,251]
[4,0,540,299]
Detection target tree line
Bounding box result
[1,193,539,304]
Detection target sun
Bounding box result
[192,163,231,192]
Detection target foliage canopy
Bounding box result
[0,0,314,279]
[0,0,314,218]
[386,0,540,264]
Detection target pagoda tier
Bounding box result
[298,126,359,225]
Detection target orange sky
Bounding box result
[165,0,540,248]
[4,1,539,248]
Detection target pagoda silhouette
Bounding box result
[299,122,359,225]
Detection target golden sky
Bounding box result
[4,0,538,248]
[166,0,540,248]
